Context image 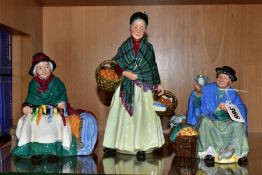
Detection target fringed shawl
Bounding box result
[25,76,68,106]
[114,37,161,116]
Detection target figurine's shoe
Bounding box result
[103,147,117,153]
[238,156,248,167]
[30,155,43,165]
[204,155,214,161]
[136,151,146,161]
[103,147,117,157]
[47,155,59,163]
[204,155,214,167]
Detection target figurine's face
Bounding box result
[217,73,231,89]
[35,61,52,80]
[130,19,146,40]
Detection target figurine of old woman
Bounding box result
[12,52,98,163]
[197,66,248,164]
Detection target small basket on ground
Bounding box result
[154,90,178,117]
[173,135,198,157]
[95,59,122,92]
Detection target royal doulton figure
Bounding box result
[197,66,248,164]
[12,52,98,163]
[103,12,165,160]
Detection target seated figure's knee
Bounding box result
[233,121,239,127]
[199,117,212,127]
[232,121,245,131]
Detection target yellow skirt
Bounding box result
[103,85,165,154]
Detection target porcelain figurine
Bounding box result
[12,52,98,163]
[197,66,249,164]
[103,11,165,160]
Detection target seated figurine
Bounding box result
[197,66,248,164]
[12,52,98,162]
[187,75,208,126]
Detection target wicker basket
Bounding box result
[173,135,198,157]
[95,59,122,92]
[155,90,178,117]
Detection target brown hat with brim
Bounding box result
[29,52,56,76]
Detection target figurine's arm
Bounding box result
[157,84,164,96]
[115,64,138,80]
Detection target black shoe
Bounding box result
[47,155,59,163]
[103,147,117,157]
[204,155,215,167]
[136,151,146,161]
[238,156,248,167]
[103,147,117,153]
[30,155,43,165]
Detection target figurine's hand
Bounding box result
[122,71,138,80]
[22,106,33,115]
[57,101,65,109]
[194,83,202,95]
[157,84,164,96]
[219,103,227,112]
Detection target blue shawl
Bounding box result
[201,82,247,129]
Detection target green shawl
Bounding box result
[25,76,68,106]
[114,37,161,116]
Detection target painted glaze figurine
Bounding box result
[12,52,98,163]
[103,12,165,160]
[187,75,208,126]
[197,66,249,164]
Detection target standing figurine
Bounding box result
[103,11,165,160]
[187,75,208,126]
[197,66,249,164]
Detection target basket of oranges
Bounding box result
[95,59,122,92]
[171,126,198,157]
[154,90,178,117]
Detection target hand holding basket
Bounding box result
[154,90,178,117]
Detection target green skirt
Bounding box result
[197,117,249,162]
[103,85,165,154]
[12,136,77,158]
